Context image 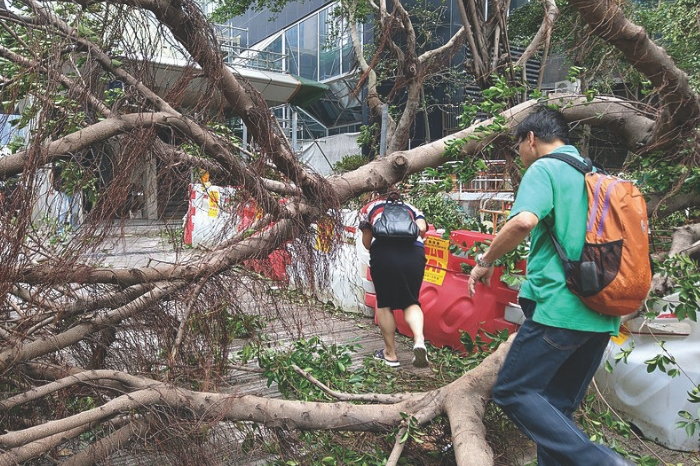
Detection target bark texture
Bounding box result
[0,0,698,463]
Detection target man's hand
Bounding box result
[468,264,495,297]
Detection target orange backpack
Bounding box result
[544,153,652,316]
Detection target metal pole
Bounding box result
[292,109,298,153]
[379,103,388,156]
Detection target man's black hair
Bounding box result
[513,106,570,144]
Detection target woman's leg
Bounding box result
[403,304,425,347]
[375,306,398,361]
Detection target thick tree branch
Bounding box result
[515,0,559,67]
[0,281,183,371]
[568,0,700,147]
[331,95,656,201]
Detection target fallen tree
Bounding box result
[0,0,699,463]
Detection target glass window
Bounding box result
[261,35,284,71]
[285,25,299,75]
[0,115,25,156]
[341,40,354,75]
[247,2,362,80]
[298,15,318,80]
[319,7,340,80]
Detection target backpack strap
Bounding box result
[540,153,592,264]
[542,153,594,174]
[544,222,569,262]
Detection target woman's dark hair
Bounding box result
[513,106,570,144]
[386,190,402,202]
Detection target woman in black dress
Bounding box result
[359,191,428,368]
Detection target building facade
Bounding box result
[223,0,541,153]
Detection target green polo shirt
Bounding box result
[509,145,620,335]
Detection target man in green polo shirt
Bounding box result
[468,106,634,465]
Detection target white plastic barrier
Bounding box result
[286,209,371,315]
[183,183,239,247]
[355,225,374,297]
[595,293,700,451]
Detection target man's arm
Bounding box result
[468,211,538,296]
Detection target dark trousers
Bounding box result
[491,299,631,466]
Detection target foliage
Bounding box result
[406,75,524,213]
[643,341,681,378]
[651,208,700,232]
[250,326,512,463]
[356,124,378,152]
[243,312,678,464]
[452,239,530,287]
[607,253,700,444]
[228,312,268,338]
[603,340,635,374]
[269,438,390,466]
[506,0,545,48]
[460,328,509,356]
[479,76,526,116]
[514,0,699,99]
[634,0,700,91]
[1,0,700,461]
[409,193,469,231]
[676,406,700,443]
[54,160,100,206]
[576,393,660,465]
[332,154,369,173]
[650,254,700,322]
[634,148,700,196]
[186,302,268,374]
[254,336,361,400]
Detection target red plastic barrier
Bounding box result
[238,199,291,282]
[244,249,291,283]
[366,230,524,352]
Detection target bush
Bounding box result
[411,193,470,231]
[332,154,369,173]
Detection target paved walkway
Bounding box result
[82,219,195,268]
[87,220,429,384]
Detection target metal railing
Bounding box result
[213,23,289,72]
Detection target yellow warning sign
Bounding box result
[424,265,446,285]
[611,325,630,345]
[208,188,220,217]
[423,236,450,285]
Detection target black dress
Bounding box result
[369,237,426,310]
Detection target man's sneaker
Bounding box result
[374,349,400,367]
[412,344,428,368]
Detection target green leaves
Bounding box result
[634,0,700,90]
[605,342,635,373]
[676,407,700,440]
[398,412,425,444]
[256,336,361,400]
[411,193,468,231]
[652,254,700,322]
[460,328,509,357]
[644,348,680,377]
[332,154,369,173]
[676,387,700,439]
[450,238,529,285]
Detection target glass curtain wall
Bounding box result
[298,15,319,80]
[259,2,360,82]
[285,25,299,75]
